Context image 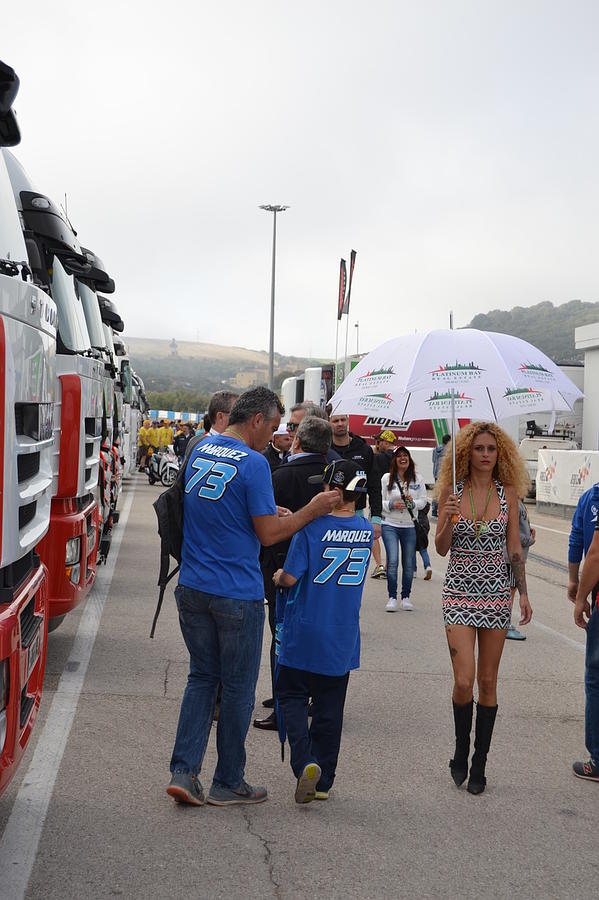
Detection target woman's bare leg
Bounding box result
[445,624,476,704]
[476,628,507,706]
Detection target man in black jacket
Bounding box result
[254,415,332,730]
[263,424,293,473]
[330,414,382,539]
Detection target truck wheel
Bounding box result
[48,615,66,633]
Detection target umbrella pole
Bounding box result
[449,311,457,495]
[335,319,340,389]
[451,387,457,494]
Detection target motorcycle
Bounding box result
[147,445,179,487]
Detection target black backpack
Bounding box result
[150,435,202,638]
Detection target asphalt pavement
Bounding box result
[0,476,596,900]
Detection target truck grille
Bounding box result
[85,416,102,438]
[20,685,35,728]
[17,452,40,483]
[19,501,37,530]
[20,597,38,647]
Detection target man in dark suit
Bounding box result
[254,415,332,729]
[263,424,293,473]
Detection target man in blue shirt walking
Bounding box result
[274,460,373,804]
[166,387,340,808]
[568,481,599,781]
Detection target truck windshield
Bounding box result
[51,257,91,353]
[121,359,133,403]
[103,323,116,358]
[76,280,106,350]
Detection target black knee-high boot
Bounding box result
[449,699,473,786]
[467,703,498,795]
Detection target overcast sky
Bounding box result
[6,1,598,360]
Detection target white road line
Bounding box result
[531,619,585,652]
[0,485,135,900]
[530,522,570,536]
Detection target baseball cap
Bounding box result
[377,430,396,443]
[308,459,368,493]
[274,423,289,436]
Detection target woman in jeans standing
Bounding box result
[381,446,428,611]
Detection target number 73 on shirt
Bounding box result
[314,547,371,586]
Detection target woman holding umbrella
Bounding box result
[435,422,532,795]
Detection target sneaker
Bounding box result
[400,597,414,610]
[207,779,268,806]
[166,772,205,806]
[424,568,432,581]
[506,625,526,641]
[295,762,321,804]
[572,758,599,781]
[371,564,386,579]
[385,597,398,612]
[315,789,329,801]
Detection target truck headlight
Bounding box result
[65,537,81,566]
[67,564,81,585]
[0,659,9,754]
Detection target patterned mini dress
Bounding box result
[441,480,511,629]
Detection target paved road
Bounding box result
[0,477,595,900]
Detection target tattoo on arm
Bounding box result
[510,552,528,595]
[450,646,458,658]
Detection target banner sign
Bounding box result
[337,259,347,320]
[536,449,599,507]
[343,249,356,315]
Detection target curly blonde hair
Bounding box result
[435,421,530,498]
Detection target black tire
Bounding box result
[48,615,66,633]
[161,467,177,487]
[148,472,156,485]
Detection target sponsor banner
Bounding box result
[343,249,357,315]
[337,259,347,320]
[536,450,599,507]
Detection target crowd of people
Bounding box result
[149,388,598,808]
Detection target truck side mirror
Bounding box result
[0,60,21,147]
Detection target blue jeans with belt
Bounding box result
[585,602,599,764]
[381,524,416,599]
[170,585,264,788]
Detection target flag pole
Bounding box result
[335,319,340,390]
[343,314,350,384]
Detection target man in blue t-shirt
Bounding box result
[273,459,373,804]
[166,388,340,809]
[570,488,599,782]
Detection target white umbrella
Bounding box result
[330,328,583,489]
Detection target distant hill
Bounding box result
[127,336,328,410]
[468,300,599,364]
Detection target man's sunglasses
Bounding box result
[287,422,299,432]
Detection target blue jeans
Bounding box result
[170,585,264,788]
[276,664,349,792]
[585,603,599,764]
[417,548,431,569]
[381,524,416,599]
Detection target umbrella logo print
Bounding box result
[503,386,543,407]
[426,390,474,410]
[430,360,484,382]
[358,392,393,409]
[519,362,553,382]
[357,365,395,386]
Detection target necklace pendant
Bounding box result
[478,522,489,534]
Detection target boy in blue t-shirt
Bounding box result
[273,459,373,804]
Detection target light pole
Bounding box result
[355,321,359,356]
[259,204,289,390]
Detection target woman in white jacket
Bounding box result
[381,446,428,611]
